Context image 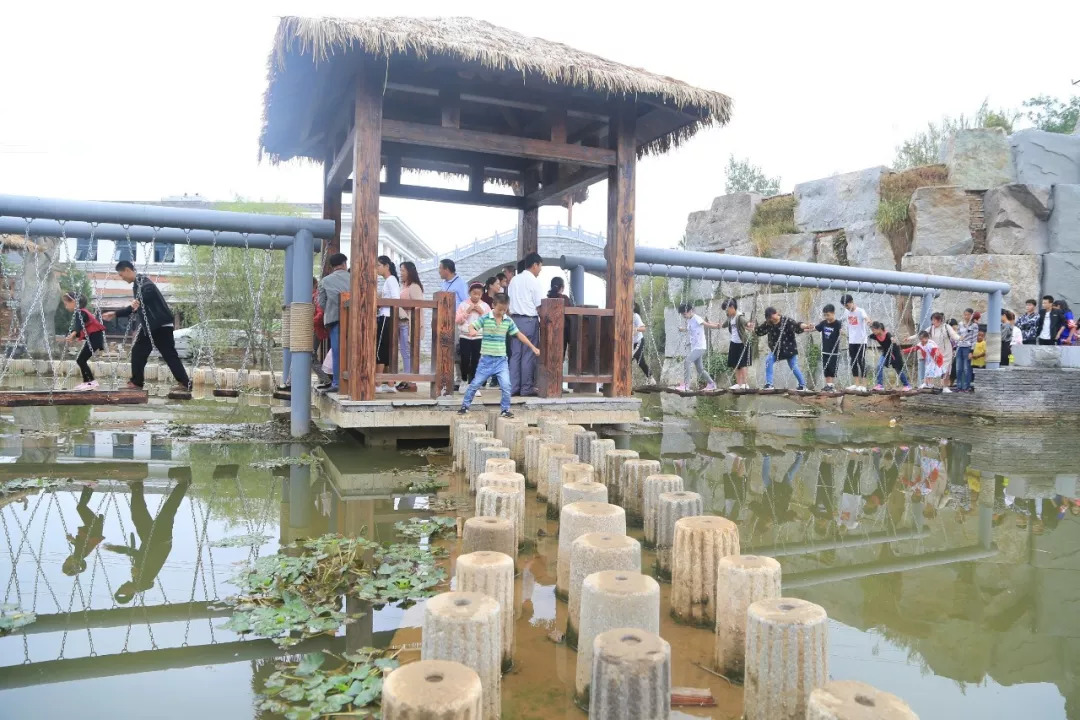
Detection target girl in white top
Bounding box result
[632,303,654,384]
[375,256,401,393]
[676,303,722,392]
[841,294,870,391]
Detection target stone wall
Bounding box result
[905,367,1080,420]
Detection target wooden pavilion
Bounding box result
[260,16,732,404]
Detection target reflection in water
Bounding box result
[0,403,1078,719]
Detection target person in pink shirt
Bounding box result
[455,282,490,390]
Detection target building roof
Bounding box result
[260,16,733,166]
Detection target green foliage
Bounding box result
[210,533,272,548]
[394,516,456,539]
[891,99,1016,170]
[876,198,910,235]
[725,155,781,195]
[1022,94,1080,134]
[53,265,93,335]
[749,195,797,256]
[705,350,733,386]
[1,477,67,494]
[875,164,951,257]
[355,544,448,608]
[221,593,348,647]
[258,648,399,720]
[0,604,35,635]
[400,478,447,494]
[806,338,822,380]
[427,495,472,513]
[250,454,321,470]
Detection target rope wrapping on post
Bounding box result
[289,303,314,352]
[280,306,292,350]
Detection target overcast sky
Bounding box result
[2,1,1078,254]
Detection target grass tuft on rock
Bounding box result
[749,194,797,256]
[876,164,950,261]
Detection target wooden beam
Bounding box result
[440,89,461,129]
[0,389,147,407]
[386,81,609,122]
[325,127,356,190]
[542,108,568,185]
[605,103,636,398]
[348,68,384,402]
[468,166,485,195]
[381,119,616,168]
[322,156,343,273]
[385,156,402,190]
[380,183,524,209]
[431,292,456,398]
[526,167,607,207]
[517,167,540,257]
[537,298,565,398]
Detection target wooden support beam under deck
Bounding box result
[381,119,616,168]
[605,103,637,398]
[322,154,343,271]
[325,127,356,190]
[526,166,607,208]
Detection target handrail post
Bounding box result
[986,289,1003,370]
[537,298,565,398]
[289,229,314,438]
[431,291,456,398]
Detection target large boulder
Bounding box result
[1010,129,1080,185]
[984,184,1052,255]
[666,276,719,304]
[901,254,1041,320]
[684,193,762,251]
[943,128,1016,190]
[760,232,815,262]
[1042,252,1080,309]
[1048,184,1080,253]
[663,306,690,357]
[908,186,975,256]
[845,221,897,270]
[793,166,888,232]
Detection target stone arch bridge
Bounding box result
[416,224,605,291]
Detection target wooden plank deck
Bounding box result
[0,388,148,408]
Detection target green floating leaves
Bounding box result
[250,454,322,470]
[399,478,447,494]
[0,603,36,634]
[394,516,456,540]
[426,495,472,513]
[355,543,447,609]
[259,648,398,720]
[1,477,68,495]
[210,533,272,548]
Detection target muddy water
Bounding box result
[1,391,1078,719]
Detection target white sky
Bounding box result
[2,1,1078,255]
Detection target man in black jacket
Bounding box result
[103,261,191,391]
[1036,295,1064,346]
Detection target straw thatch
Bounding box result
[261,16,733,164]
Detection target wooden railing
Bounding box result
[537,297,615,397]
[339,291,456,399]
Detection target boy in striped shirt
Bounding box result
[458,293,540,418]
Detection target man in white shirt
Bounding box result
[841,294,870,392]
[508,252,544,395]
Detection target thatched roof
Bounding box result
[261,16,733,166]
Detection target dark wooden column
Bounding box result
[605,104,636,397]
[321,160,342,276]
[517,167,540,258]
[537,297,565,398]
[347,67,384,402]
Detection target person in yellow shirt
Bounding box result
[972,326,987,369]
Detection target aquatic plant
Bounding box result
[251,454,321,470]
[394,516,456,540]
[0,477,68,494]
[258,648,398,720]
[399,477,448,494]
[210,533,273,548]
[355,543,448,608]
[0,604,36,634]
[427,495,472,513]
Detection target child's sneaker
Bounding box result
[918,383,929,389]
[499,410,514,419]
[729,382,741,390]
[704,382,717,392]
[845,384,858,391]
[646,377,657,386]
[673,384,688,392]
[796,384,806,391]
[457,407,468,415]
[73,381,95,391]
[872,384,885,391]
[763,383,775,390]
[942,387,952,394]
[902,385,913,392]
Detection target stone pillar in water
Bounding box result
[744,597,829,720]
[477,470,526,495]
[476,486,524,546]
[535,442,566,499]
[589,628,671,720]
[543,450,578,508]
[655,491,703,580]
[456,551,516,672]
[643,474,683,549]
[574,571,660,704]
[538,417,567,439]
[475,446,511,491]
[589,438,616,475]
[523,433,552,488]
[508,424,537,466]
[469,438,502,490]
[561,480,607,509]
[484,457,516,476]
[457,426,489,471]
[567,532,641,648]
[556,501,626,599]
[495,416,523,446]
[602,449,639,506]
[671,515,740,626]
[463,516,516,558]
[619,459,661,527]
[559,423,586,450]
[422,592,502,719]
[554,462,594,516]
[807,680,919,720]
[381,659,483,720]
[714,554,781,679]
[574,430,597,464]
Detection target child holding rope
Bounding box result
[676,303,721,392]
[903,330,945,390]
[60,292,106,391]
[870,321,912,391]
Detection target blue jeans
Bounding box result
[875,355,910,387]
[955,347,972,390]
[329,323,340,388]
[462,355,512,412]
[765,353,805,387]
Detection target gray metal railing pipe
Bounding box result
[0,217,319,251]
[559,255,943,297]
[0,194,337,238]
[633,246,1011,295]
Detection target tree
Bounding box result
[892,99,1022,170]
[724,155,781,195]
[1022,95,1080,134]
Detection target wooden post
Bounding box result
[321,162,342,275]
[409,308,422,375]
[431,291,456,399]
[347,66,384,401]
[339,293,350,389]
[605,104,636,397]
[537,298,565,398]
[517,167,540,258]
